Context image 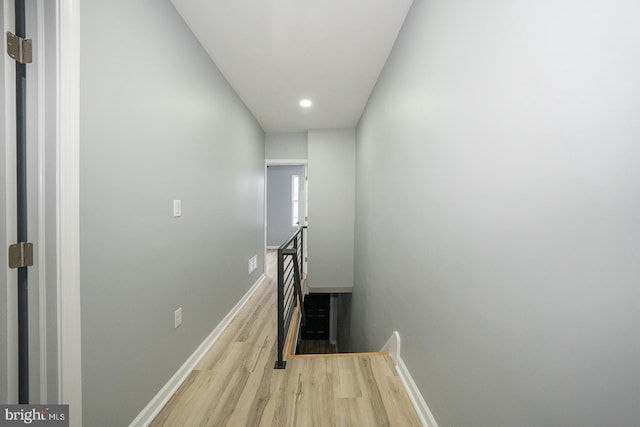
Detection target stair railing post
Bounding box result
[274,247,287,369]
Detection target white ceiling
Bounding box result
[170,0,414,132]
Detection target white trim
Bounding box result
[265,158,308,166]
[266,245,280,249]
[380,330,400,365]
[129,274,267,427]
[396,357,439,427]
[57,0,81,425]
[36,0,49,403]
[291,175,300,227]
[381,331,439,427]
[302,164,308,273]
[263,162,267,280]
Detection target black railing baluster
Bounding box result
[274,226,308,369]
[275,247,286,369]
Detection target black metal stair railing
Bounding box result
[274,226,306,369]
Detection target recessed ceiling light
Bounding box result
[299,99,312,108]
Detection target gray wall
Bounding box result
[265,132,308,160]
[307,130,355,292]
[336,293,352,352]
[267,165,306,246]
[352,1,640,426]
[80,1,264,425]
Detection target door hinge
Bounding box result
[8,242,34,269]
[6,32,32,64]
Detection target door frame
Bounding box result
[264,159,308,277]
[4,0,55,404]
[11,0,82,419]
[55,0,82,424]
[2,0,19,405]
[3,0,80,413]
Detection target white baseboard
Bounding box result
[266,245,279,249]
[381,330,400,365]
[396,357,439,427]
[382,331,439,427]
[129,274,266,427]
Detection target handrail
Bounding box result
[274,226,307,369]
[278,225,306,251]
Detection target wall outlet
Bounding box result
[248,255,258,274]
[174,307,182,328]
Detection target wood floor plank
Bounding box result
[333,356,363,399]
[355,356,391,426]
[151,250,422,426]
[370,355,423,427]
[335,398,361,426]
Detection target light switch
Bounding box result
[173,200,181,217]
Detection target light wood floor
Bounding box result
[151,251,421,426]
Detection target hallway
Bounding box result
[6,0,637,425]
[150,251,421,426]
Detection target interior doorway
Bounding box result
[2,0,53,404]
[264,161,308,276]
[266,165,306,247]
[2,1,82,417]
